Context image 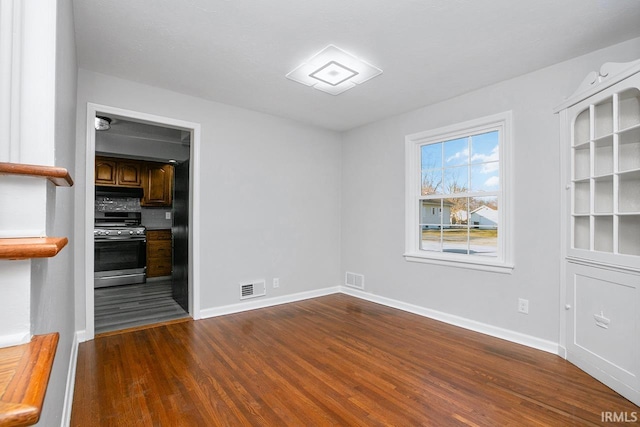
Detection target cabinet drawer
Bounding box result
[147,230,172,240]
[147,261,172,277]
[148,242,172,258]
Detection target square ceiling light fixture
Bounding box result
[286,45,382,95]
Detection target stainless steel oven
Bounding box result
[94,225,147,288]
[94,188,147,288]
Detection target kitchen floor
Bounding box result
[94,279,189,335]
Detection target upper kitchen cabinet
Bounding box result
[95,156,142,187]
[117,160,143,187]
[95,157,117,185]
[141,163,174,207]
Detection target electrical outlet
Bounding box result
[273,278,279,288]
[518,298,529,314]
[165,212,171,220]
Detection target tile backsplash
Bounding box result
[95,196,141,212]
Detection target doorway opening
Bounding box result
[84,104,201,339]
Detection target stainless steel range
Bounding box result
[94,188,147,288]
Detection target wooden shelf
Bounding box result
[0,333,59,427]
[0,162,73,187]
[0,238,68,260]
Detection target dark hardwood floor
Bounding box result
[94,279,189,335]
[72,294,638,426]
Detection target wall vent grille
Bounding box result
[345,272,364,290]
[240,280,266,300]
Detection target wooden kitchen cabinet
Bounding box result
[117,160,143,187]
[95,156,142,187]
[141,163,173,207]
[95,157,117,185]
[146,229,172,278]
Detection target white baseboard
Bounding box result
[200,286,341,319]
[61,331,80,427]
[0,331,31,348]
[340,287,560,355]
[76,329,88,343]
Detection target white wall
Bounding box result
[0,0,58,341]
[29,1,78,425]
[74,69,342,331]
[340,37,640,344]
[0,0,77,425]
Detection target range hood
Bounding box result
[95,186,143,198]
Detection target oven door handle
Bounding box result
[95,236,147,242]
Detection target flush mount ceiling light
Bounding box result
[95,116,112,131]
[286,45,382,95]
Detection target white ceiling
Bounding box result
[73,0,640,132]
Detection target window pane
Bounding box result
[421,143,442,169]
[470,162,499,192]
[470,131,499,164]
[420,226,441,252]
[443,166,468,194]
[447,197,468,226]
[469,228,497,257]
[420,200,443,226]
[421,143,443,195]
[444,137,468,167]
[443,198,468,254]
[421,169,442,195]
[469,196,498,257]
[443,226,469,254]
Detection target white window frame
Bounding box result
[404,111,514,273]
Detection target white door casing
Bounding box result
[82,103,202,341]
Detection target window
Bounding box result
[405,111,513,273]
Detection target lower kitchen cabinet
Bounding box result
[147,229,172,278]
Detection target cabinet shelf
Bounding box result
[0,162,73,187]
[0,333,58,427]
[0,237,68,260]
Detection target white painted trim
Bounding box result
[340,287,560,355]
[404,253,514,274]
[553,59,640,112]
[190,125,201,320]
[60,331,80,427]
[568,353,640,407]
[83,103,202,339]
[84,106,95,341]
[0,331,30,348]
[200,286,341,319]
[75,329,87,343]
[404,111,514,271]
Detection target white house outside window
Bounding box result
[404,112,513,273]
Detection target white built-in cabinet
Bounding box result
[556,59,640,406]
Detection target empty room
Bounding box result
[0,0,639,425]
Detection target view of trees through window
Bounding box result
[419,131,499,256]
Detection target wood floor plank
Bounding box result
[94,280,189,334]
[72,294,639,426]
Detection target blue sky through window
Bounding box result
[421,131,499,195]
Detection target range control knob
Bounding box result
[117,231,122,235]
[105,231,111,235]
[129,230,134,235]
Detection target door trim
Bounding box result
[83,103,202,341]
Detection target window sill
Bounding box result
[404,252,514,274]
